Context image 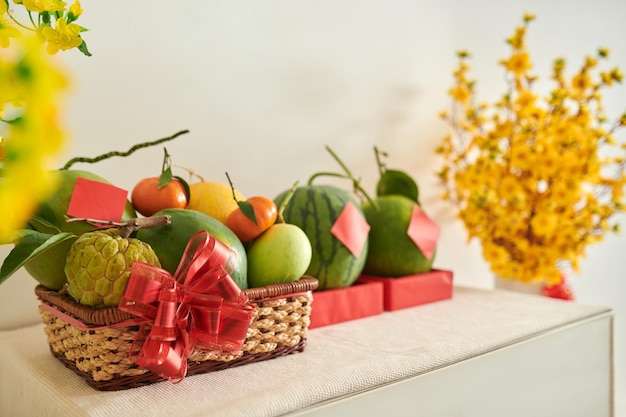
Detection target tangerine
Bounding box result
[226,196,278,243]
[131,177,188,217]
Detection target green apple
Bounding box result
[247,223,312,288]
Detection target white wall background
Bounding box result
[1,0,625,412]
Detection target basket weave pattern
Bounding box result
[36,277,317,390]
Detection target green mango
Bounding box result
[22,169,136,289]
[136,208,248,290]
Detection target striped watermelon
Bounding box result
[274,185,368,290]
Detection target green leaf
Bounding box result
[376,169,420,203]
[29,202,61,234]
[27,215,61,234]
[0,231,76,286]
[158,167,173,189]
[238,201,258,225]
[41,11,51,24]
[173,175,191,203]
[77,40,92,57]
[158,147,174,189]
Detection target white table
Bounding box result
[0,287,613,417]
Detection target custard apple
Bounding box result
[65,229,161,308]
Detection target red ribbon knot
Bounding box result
[119,230,254,383]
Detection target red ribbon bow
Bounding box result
[119,230,254,383]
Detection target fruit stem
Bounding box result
[374,146,387,177]
[172,164,205,182]
[306,171,347,185]
[61,130,190,170]
[276,180,300,223]
[157,148,173,189]
[322,145,379,210]
[66,215,171,238]
[224,171,241,203]
[225,172,258,225]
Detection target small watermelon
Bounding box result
[274,185,368,290]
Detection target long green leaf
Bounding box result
[29,200,63,234]
[0,231,76,285]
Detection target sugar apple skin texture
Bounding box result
[65,229,161,308]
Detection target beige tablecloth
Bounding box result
[0,287,610,417]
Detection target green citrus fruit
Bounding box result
[361,195,436,277]
[65,229,161,308]
[135,208,248,289]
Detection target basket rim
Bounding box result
[35,275,318,326]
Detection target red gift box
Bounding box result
[358,269,453,311]
[309,280,384,329]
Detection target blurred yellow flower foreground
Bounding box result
[0,0,89,243]
[437,14,626,285]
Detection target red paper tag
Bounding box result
[66,177,129,223]
[330,201,370,257]
[407,204,440,259]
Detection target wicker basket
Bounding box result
[35,276,318,391]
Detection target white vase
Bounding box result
[494,276,543,296]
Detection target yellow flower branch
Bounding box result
[0,0,90,243]
[436,14,626,285]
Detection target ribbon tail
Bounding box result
[134,328,189,383]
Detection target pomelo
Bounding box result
[135,208,248,289]
[361,195,436,277]
[187,181,244,224]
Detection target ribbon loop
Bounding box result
[119,230,254,383]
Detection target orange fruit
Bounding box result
[225,196,278,243]
[131,177,188,217]
[187,181,245,224]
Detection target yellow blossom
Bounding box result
[530,211,559,237]
[21,0,66,13]
[69,0,82,19]
[572,72,592,92]
[0,3,21,48]
[501,52,532,76]
[41,17,82,54]
[611,67,624,83]
[514,89,537,116]
[448,84,471,104]
[507,26,527,49]
[0,20,21,48]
